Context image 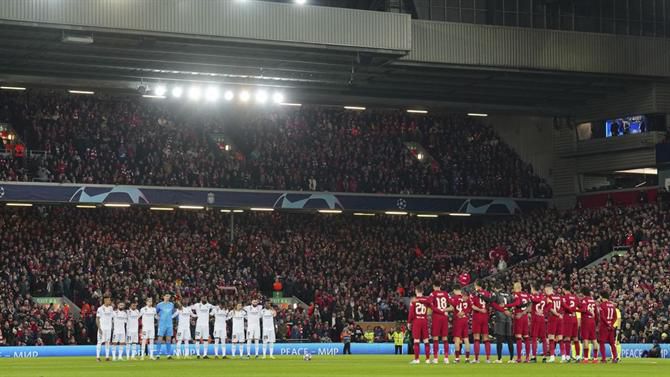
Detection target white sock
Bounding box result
[112,344,116,359]
[203,341,209,356]
[141,339,147,357]
[222,340,227,357]
[105,343,110,358]
[126,343,131,358]
[263,342,267,356]
[269,342,274,356]
[214,339,220,356]
[119,344,124,359]
[254,340,259,356]
[149,339,154,357]
[176,340,182,357]
[232,343,237,357]
[96,342,102,358]
[239,343,244,357]
[247,339,251,356]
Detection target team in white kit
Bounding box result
[95,295,277,361]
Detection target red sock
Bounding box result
[560,340,566,356]
[455,348,460,359]
[474,340,480,360]
[593,345,598,360]
[413,344,420,360]
[424,343,430,360]
[531,338,537,357]
[516,339,522,360]
[443,341,449,358]
[610,341,618,360]
[549,340,555,356]
[582,344,588,359]
[433,340,439,358]
[465,350,470,359]
[574,341,580,357]
[565,340,571,357]
[599,343,606,362]
[524,338,531,360]
[484,341,491,360]
[543,339,549,356]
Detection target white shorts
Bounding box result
[213,328,227,340]
[247,326,260,340]
[194,325,210,340]
[127,332,139,343]
[262,328,276,343]
[176,328,192,341]
[142,328,155,340]
[112,331,126,343]
[231,330,245,343]
[98,329,112,343]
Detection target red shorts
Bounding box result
[547,317,563,336]
[598,326,615,344]
[562,317,578,338]
[513,315,529,337]
[432,315,449,338]
[452,319,469,339]
[412,319,429,340]
[581,319,596,340]
[530,317,546,339]
[472,317,489,335]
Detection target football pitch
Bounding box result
[2,356,668,377]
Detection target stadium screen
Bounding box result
[605,115,647,137]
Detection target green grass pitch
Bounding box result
[2,355,668,377]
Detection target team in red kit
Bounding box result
[407,280,620,365]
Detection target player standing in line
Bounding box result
[244,299,263,358]
[156,293,175,360]
[579,288,598,363]
[408,285,433,364]
[261,301,277,359]
[231,303,247,358]
[173,301,196,358]
[488,283,515,363]
[529,283,548,363]
[429,281,452,364]
[211,301,232,359]
[545,285,563,362]
[111,302,128,361]
[126,302,140,360]
[192,296,213,359]
[471,280,492,363]
[95,295,114,362]
[449,288,472,363]
[598,291,619,363]
[140,297,157,360]
[561,285,580,362]
[505,282,531,363]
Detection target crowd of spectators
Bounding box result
[0,90,550,197]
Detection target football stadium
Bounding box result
[1,0,670,376]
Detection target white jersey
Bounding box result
[174,307,194,330]
[231,310,246,332]
[211,307,231,330]
[112,310,128,333]
[140,306,157,330]
[244,305,262,329]
[96,305,114,330]
[261,309,275,330]
[127,309,140,334]
[192,302,213,327]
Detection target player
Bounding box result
[140,297,157,360]
[156,293,175,359]
[96,295,114,362]
[126,301,140,360]
[471,280,492,363]
[111,302,128,361]
[449,287,471,363]
[261,301,277,359]
[505,282,531,363]
[244,299,263,358]
[173,301,196,358]
[488,283,514,363]
[407,285,432,364]
[231,303,247,358]
[211,301,232,359]
[529,283,548,363]
[192,296,213,359]
[561,285,580,362]
[598,291,619,363]
[545,285,563,362]
[579,288,598,363]
[429,281,452,364]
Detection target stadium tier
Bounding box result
[0,91,550,198]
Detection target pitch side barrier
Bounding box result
[0,343,667,359]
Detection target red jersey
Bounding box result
[547,294,563,318]
[408,296,432,323]
[561,294,579,318]
[580,297,597,320]
[429,290,450,318]
[506,291,531,317]
[471,289,491,321]
[530,293,548,319]
[598,301,617,329]
[449,295,471,320]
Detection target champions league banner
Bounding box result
[0,343,667,359]
[0,182,547,214]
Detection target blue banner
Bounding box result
[0,182,547,215]
[0,343,666,358]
